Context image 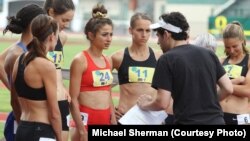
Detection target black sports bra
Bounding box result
[118,47,157,85]
[14,53,47,100]
[222,54,249,79]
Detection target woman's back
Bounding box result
[13,56,56,124]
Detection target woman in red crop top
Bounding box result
[69,4,116,141]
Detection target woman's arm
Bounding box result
[233,69,250,98]
[11,57,21,123]
[107,56,117,124]
[0,49,10,90]
[42,61,62,141]
[109,93,117,124]
[59,31,72,102]
[0,63,10,89]
[69,55,87,138]
[217,74,233,100]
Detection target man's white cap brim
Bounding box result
[150,23,162,30]
[150,18,182,33]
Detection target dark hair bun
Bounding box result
[92,3,107,18]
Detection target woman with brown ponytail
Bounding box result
[12,14,62,141]
[69,3,116,141]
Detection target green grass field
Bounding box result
[0,123,4,139]
[0,34,246,139]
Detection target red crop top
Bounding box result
[80,51,113,91]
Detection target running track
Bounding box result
[0,113,8,122]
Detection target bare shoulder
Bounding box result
[35,58,56,73]
[111,49,125,62]
[72,52,85,63]
[151,48,162,60]
[110,49,125,70]
[219,57,226,64]
[5,46,23,67]
[71,52,86,70]
[59,31,68,46]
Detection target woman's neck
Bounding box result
[20,32,33,46]
[87,47,103,57]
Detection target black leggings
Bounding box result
[15,121,55,141]
[58,100,70,131]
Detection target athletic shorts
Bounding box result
[58,100,70,131]
[223,112,250,125]
[4,111,17,141]
[70,105,111,130]
[15,121,55,141]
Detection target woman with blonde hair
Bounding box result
[111,12,163,124]
[220,21,250,125]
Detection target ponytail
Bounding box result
[23,37,47,65]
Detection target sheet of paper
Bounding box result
[119,105,168,125]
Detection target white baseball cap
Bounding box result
[150,18,182,33]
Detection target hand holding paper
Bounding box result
[137,94,154,110]
[118,104,168,125]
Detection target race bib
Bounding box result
[237,114,250,125]
[47,51,64,68]
[66,114,70,127]
[92,69,113,87]
[80,112,88,125]
[128,66,155,83]
[39,138,56,141]
[223,64,242,79]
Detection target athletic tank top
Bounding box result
[80,51,113,92]
[17,41,28,52]
[118,47,157,85]
[47,38,64,69]
[14,53,47,100]
[222,54,249,79]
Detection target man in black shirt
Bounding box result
[137,12,233,124]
